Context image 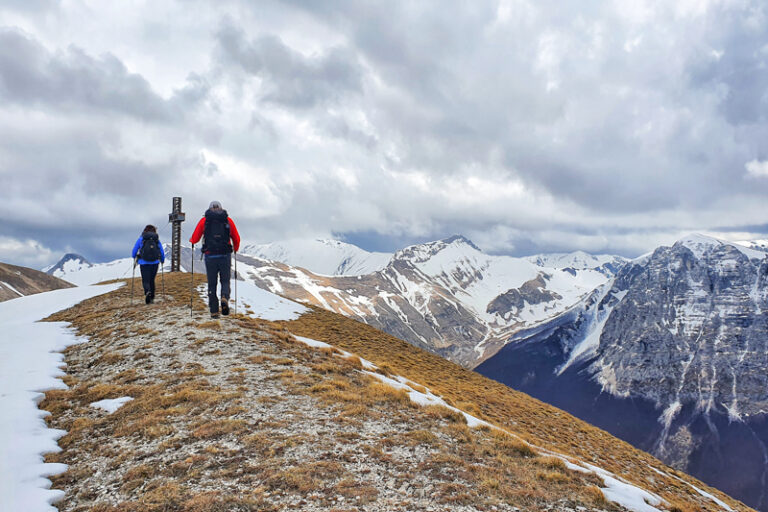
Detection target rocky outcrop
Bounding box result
[486,274,562,318]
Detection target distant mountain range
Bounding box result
[476,234,768,511]
[236,235,626,366]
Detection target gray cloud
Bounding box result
[215,19,363,109]
[0,28,208,122]
[2,1,768,268]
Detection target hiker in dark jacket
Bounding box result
[131,225,165,304]
[189,201,241,318]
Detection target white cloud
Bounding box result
[0,237,56,269]
[745,159,768,178]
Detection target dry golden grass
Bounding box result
[191,419,248,439]
[37,273,752,512]
[333,477,379,504]
[280,305,751,511]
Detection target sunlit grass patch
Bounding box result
[333,477,379,504]
[191,419,248,439]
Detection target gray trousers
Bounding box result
[205,255,231,313]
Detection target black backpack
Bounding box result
[203,209,232,255]
[139,232,161,261]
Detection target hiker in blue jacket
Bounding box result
[131,225,165,304]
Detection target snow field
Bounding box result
[0,284,123,512]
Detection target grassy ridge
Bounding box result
[37,273,750,511]
[282,304,750,512]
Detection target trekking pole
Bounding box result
[190,244,195,317]
[234,251,238,315]
[130,257,137,305]
[160,261,165,300]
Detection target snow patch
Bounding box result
[583,463,664,512]
[197,279,308,321]
[90,397,133,414]
[659,401,682,429]
[648,466,733,511]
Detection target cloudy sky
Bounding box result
[2,0,768,268]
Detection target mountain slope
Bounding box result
[477,234,768,510]
[0,261,74,302]
[37,272,748,511]
[238,236,625,367]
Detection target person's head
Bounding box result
[143,224,157,233]
[208,201,222,211]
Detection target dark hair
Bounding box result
[143,225,157,233]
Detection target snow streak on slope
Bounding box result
[0,284,123,512]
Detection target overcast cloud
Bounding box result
[1,0,768,268]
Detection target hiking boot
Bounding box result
[145,293,151,305]
[211,311,220,319]
[221,298,230,316]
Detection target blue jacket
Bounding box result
[132,235,165,265]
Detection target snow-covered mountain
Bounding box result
[45,252,146,286]
[477,233,768,511]
[525,250,626,276]
[240,238,392,276]
[237,235,626,366]
[43,253,92,275]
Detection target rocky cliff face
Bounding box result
[592,236,768,420]
[234,236,625,367]
[477,234,768,511]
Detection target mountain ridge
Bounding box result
[35,272,748,512]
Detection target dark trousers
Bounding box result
[140,263,159,299]
[205,256,231,313]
